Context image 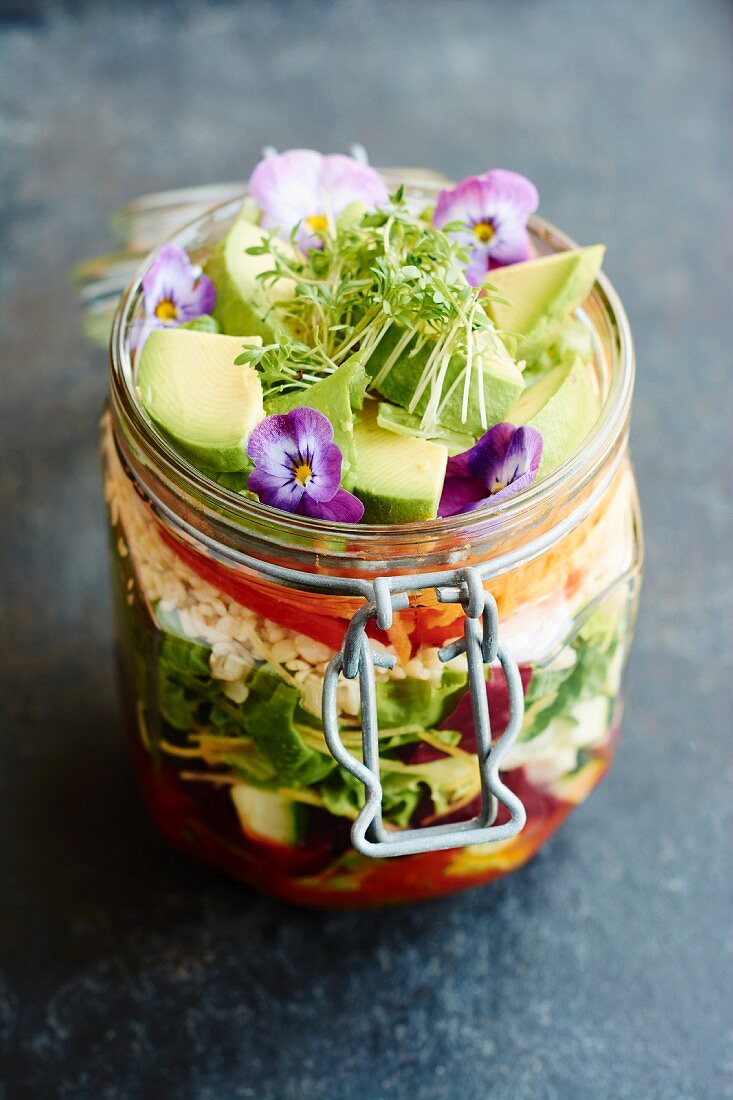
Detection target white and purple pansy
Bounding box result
[438,422,543,518]
[133,244,216,348]
[142,243,216,327]
[247,406,364,523]
[433,170,539,286]
[249,149,388,252]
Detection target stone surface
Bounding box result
[1,1,732,1097]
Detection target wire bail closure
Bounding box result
[322,566,527,859]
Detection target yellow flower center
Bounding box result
[306,213,329,233]
[473,221,495,243]
[155,298,178,322]
[294,461,312,486]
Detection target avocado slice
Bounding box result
[484,245,605,362]
[351,403,448,523]
[205,212,296,338]
[265,354,368,486]
[137,328,264,472]
[366,326,524,438]
[507,356,601,478]
[376,402,474,456]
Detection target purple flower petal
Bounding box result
[437,474,492,518]
[299,487,365,523]
[302,442,343,502]
[497,424,543,486]
[438,423,543,517]
[249,148,387,251]
[438,447,490,517]
[248,465,307,511]
[490,467,537,501]
[141,243,215,325]
[433,170,538,283]
[479,170,537,268]
[465,422,518,488]
[287,405,338,456]
[246,412,304,475]
[464,247,492,287]
[280,406,343,500]
[246,406,355,517]
[128,315,159,352]
[318,154,388,215]
[433,175,489,235]
[250,149,323,245]
[467,422,543,493]
[176,273,216,321]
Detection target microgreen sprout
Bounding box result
[243,189,511,428]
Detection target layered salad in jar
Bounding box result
[102,150,641,905]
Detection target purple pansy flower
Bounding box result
[438,422,543,518]
[142,244,216,326]
[247,406,364,523]
[133,244,216,349]
[433,170,539,286]
[249,149,388,252]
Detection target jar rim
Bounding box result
[108,174,634,564]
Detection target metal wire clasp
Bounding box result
[321,567,527,858]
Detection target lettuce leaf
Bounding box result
[521,617,620,742]
[376,667,467,731]
[242,681,335,786]
[265,354,368,483]
[153,617,475,825]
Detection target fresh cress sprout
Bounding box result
[235,188,510,432]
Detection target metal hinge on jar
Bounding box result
[322,566,526,858]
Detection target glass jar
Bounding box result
[102,175,642,907]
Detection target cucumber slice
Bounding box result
[230,784,304,846]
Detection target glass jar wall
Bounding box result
[103,181,642,907]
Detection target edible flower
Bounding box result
[438,422,543,517]
[247,406,364,522]
[141,243,216,328]
[249,149,388,252]
[433,170,539,285]
[133,244,216,349]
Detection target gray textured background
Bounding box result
[2,2,732,1098]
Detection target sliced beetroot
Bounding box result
[492,763,562,827]
[438,664,532,754]
[397,664,532,766]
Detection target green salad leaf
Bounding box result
[242,680,335,786]
[265,353,368,482]
[520,611,622,742]
[376,667,467,730]
[150,611,478,825]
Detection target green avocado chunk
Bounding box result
[366,325,524,439]
[205,211,296,338]
[137,328,264,471]
[179,314,220,334]
[484,245,605,362]
[265,354,368,486]
[376,403,474,456]
[525,318,594,384]
[351,403,448,523]
[507,356,601,477]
